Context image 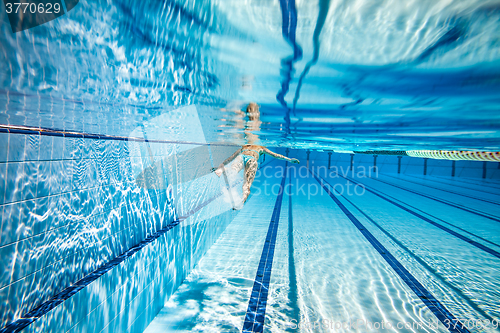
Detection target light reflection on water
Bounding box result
[1,0,499,151]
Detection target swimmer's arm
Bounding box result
[263,148,300,164]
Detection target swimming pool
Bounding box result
[0,0,499,332]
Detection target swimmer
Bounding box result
[212,144,299,207]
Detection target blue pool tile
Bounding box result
[82,139,93,160]
[35,161,51,198]
[25,135,40,161]
[4,162,24,204]
[10,238,34,283]
[127,301,149,333]
[255,312,265,323]
[242,320,254,331]
[62,160,74,192]
[63,138,77,160]
[18,199,36,239]
[8,134,26,162]
[32,231,56,272]
[0,242,16,288]
[0,162,6,205]
[253,322,264,332]
[49,160,72,195]
[60,223,79,260]
[75,138,85,159]
[105,299,131,333]
[1,202,21,246]
[38,136,53,161]
[59,289,90,332]
[33,195,55,235]
[69,189,83,216]
[0,132,8,162]
[0,284,10,325]
[48,160,63,195]
[22,161,38,201]
[14,272,37,315]
[3,275,34,326]
[51,136,64,160]
[86,188,100,216]
[72,158,89,190]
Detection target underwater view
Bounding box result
[0,0,499,332]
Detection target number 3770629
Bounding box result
[5,2,61,14]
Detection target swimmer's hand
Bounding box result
[211,166,223,177]
[290,158,300,164]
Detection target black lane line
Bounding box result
[333,174,500,259]
[286,168,300,325]
[382,174,500,206]
[342,179,500,249]
[310,169,471,333]
[243,163,288,333]
[0,220,181,333]
[426,176,500,195]
[405,175,500,196]
[408,174,500,194]
[430,175,500,191]
[362,174,500,223]
[326,180,495,322]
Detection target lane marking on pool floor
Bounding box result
[310,168,471,333]
[330,173,500,259]
[323,177,496,322]
[286,169,300,324]
[360,174,500,222]
[242,163,288,333]
[408,174,500,195]
[343,175,500,250]
[381,174,500,206]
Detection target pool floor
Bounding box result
[144,163,500,333]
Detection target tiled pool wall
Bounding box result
[281,149,500,179]
[0,131,243,332]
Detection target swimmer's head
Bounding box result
[246,102,260,121]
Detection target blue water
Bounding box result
[1,0,500,333]
[1,0,500,150]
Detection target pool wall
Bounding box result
[0,130,243,332]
